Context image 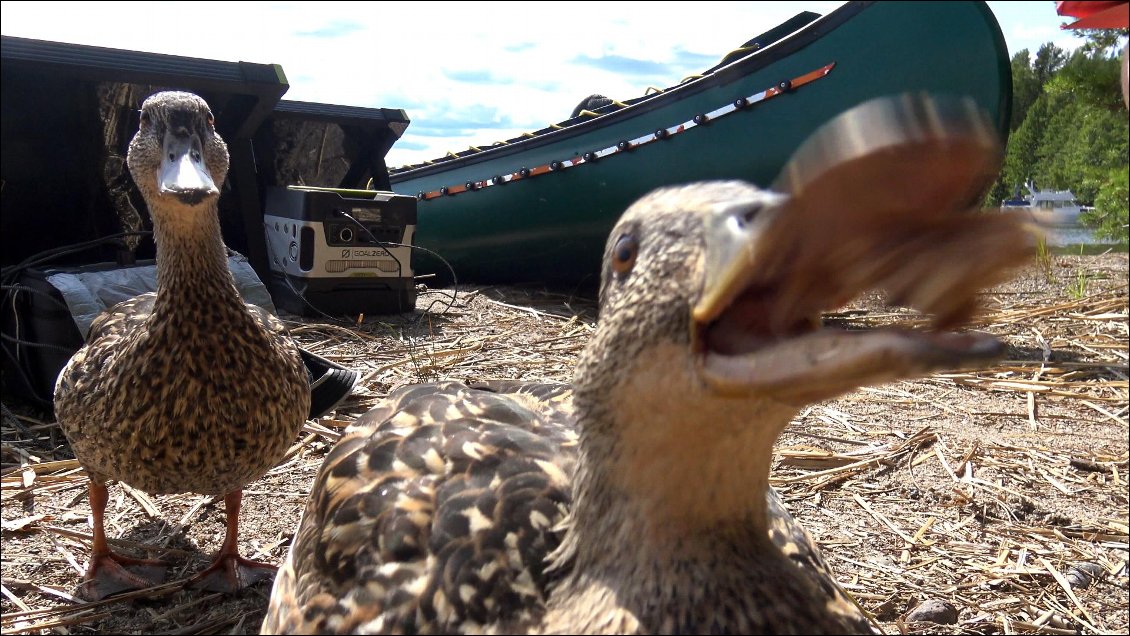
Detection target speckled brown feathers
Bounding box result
[263,96,1029,634]
[262,185,880,634]
[55,91,309,494]
[56,290,308,495]
[53,91,310,598]
[267,381,577,633]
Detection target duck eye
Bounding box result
[139,111,151,126]
[611,234,638,277]
[206,113,215,128]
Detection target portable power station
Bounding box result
[263,186,417,316]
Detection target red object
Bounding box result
[1056,1,1129,29]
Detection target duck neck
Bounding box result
[565,396,786,557]
[542,390,809,632]
[150,200,243,315]
[544,376,809,631]
[555,349,802,587]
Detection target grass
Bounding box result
[1066,245,1093,299]
[1067,266,1092,299]
[1050,240,1130,255]
[1035,235,1055,283]
[1036,229,1127,296]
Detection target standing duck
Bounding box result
[262,94,1031,634]
[54,91,311,600]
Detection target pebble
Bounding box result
[1066,562,1105,589]
[904,599,959,624]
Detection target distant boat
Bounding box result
[1001,181,1086,227]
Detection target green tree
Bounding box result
[1082,167,1128,241]
[1036,46,1128,201]
[987,43,1069,206]
[1078,28,1128,57]
[1010,49,1040,131]
[1032,43,1067,85]
[999,95,1051,200]
[994,33,1129,242]
[1054,45,1125,111]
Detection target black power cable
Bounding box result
[333,208,460,316]
[3,232,160,405]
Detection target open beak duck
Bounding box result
[261,94,1031,634]
[53,91,311,600]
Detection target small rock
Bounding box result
[1066,562,1105,589]
[872,596,901,621]
[904,599,959,625]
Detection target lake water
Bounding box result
[1041,225,1122,248]
[999,206,1123,249]
[1046,225,1102,246]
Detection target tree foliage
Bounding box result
[991,31,1129,242]
[1082,167,1129,241]
[1010,49,1041,131]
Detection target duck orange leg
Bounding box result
[188,490,277,593]
[77,481,168,601]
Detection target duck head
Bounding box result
[571,96,1031,526]
[127,91,229,210]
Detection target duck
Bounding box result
[261,94,1031,634]
[53,90,311,601]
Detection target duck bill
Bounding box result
[690,191,1029,406]
[158,132,218,205]
[700,326,1003,405]
[692,194,788,325]
[690,93,1034,405]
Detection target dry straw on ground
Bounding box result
[2,252,1127,635]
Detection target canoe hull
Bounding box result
[390,1,1012,286]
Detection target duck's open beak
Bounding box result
[158,131,218,205]
[692,94,1035,405]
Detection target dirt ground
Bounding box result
[2,251,1126,635]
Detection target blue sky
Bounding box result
[0,1,1099,168]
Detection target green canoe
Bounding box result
[389,1,1012,287]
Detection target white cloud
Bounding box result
[985,0,1089,57]
[1,1,1088,167]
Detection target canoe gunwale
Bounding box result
[389,0,1014,286]
[413,63,837,201]
[388,1,869,182]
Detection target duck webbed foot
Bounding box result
[188,552,277,593]
[77,481,170,601]
[186,490,276,593]
[77,551,168,601]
